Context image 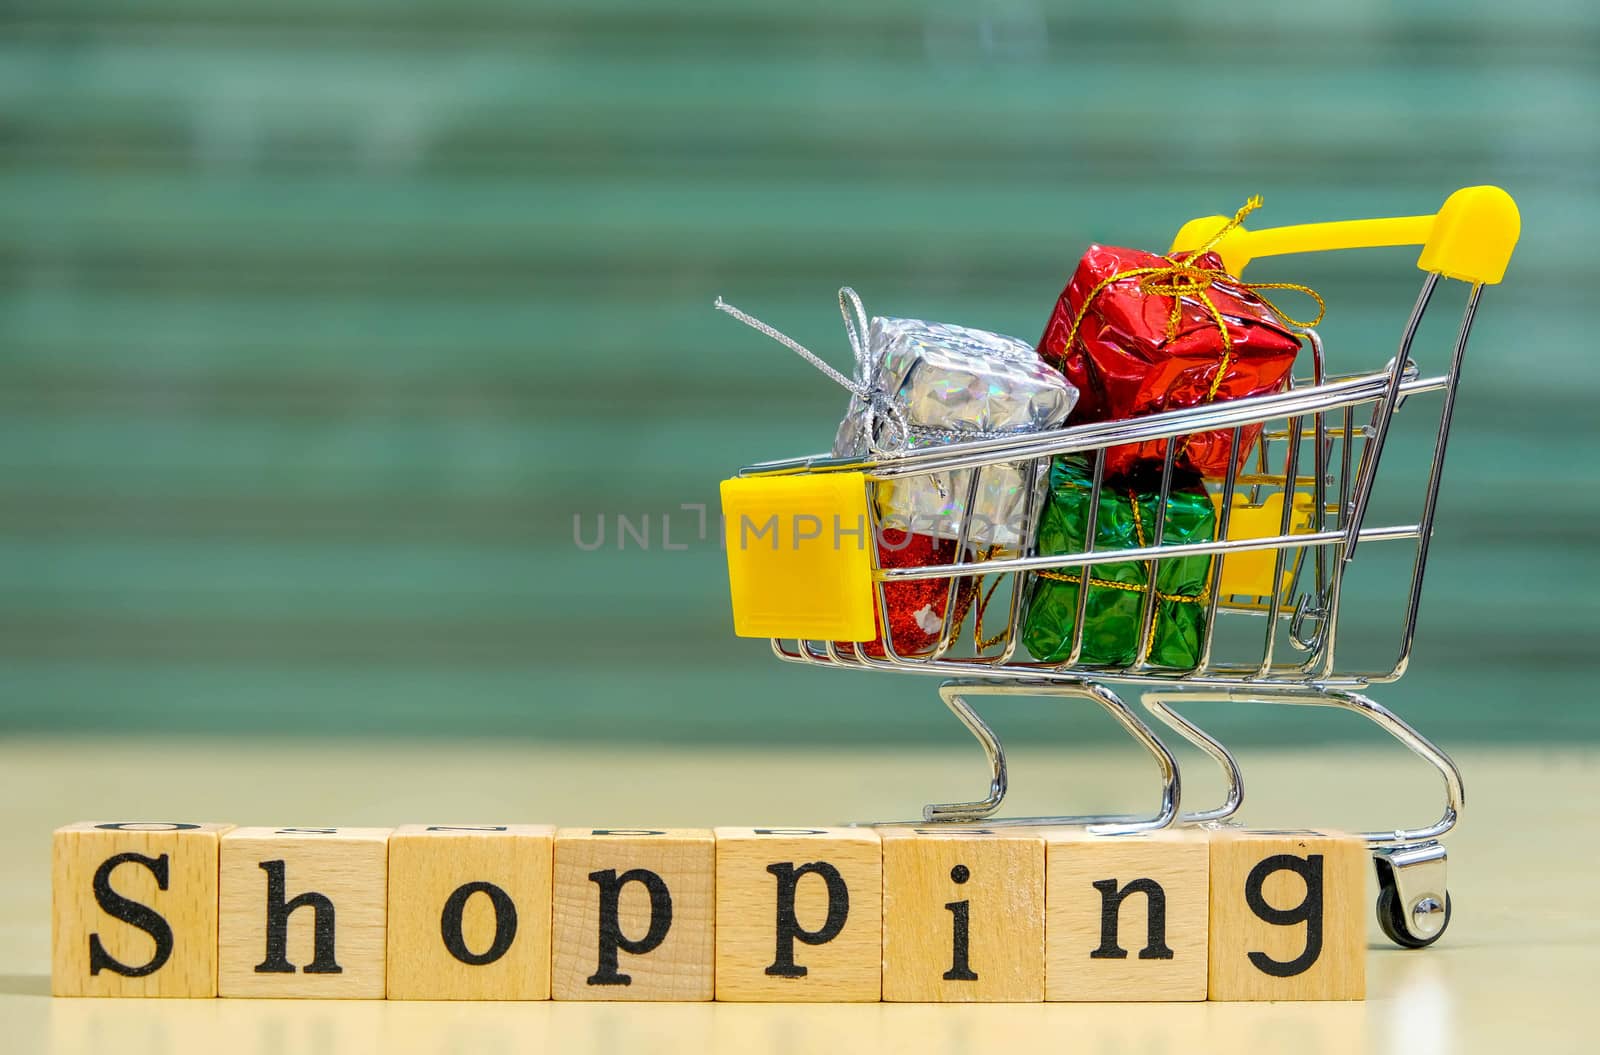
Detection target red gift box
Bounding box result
[1037,241,1312,479]
[838,529,979,658]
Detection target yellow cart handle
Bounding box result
[1170,185,1519,285]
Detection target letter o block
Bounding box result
[713,827,882,1001]
[52,821,233,997]
[551,828,714,1001]
[1207,829,1366,1001]
[218,827,392,998]
[387,824,555,1000]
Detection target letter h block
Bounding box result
[880,828,1044,1002]
[387,824,555,1000]
[218,827,392,998]
[52,821,233,997]
[713,827,882,1001]
[1044,829,1209,1001]
[551,828,714,1001]
[1207,829,1366,1001]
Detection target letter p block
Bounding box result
[552,828,714,1001]
[52,821,233,997]
[713,827,882,1001]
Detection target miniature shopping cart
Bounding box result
[719,187,1519,948]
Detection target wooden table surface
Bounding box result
[5,737,1594,1054]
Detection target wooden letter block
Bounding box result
[880,827,1044,1002]
[713,826,882,1002]
[551,828,714,1001]
[218,826,392,998]
[1208,828,1366,1001]
[1044,829,1209,1001]
[52,821,233,997]
[387,824,555,1001]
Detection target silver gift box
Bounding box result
[833,316,1078,548]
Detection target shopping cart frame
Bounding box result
[724,187,1518,946]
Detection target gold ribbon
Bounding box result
[970,547,1008,652]
[1035,486,1210,606]
[1036,568,1206,606]
[1058,196,1328,405]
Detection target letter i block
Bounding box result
[52,822,234,997]
[713,827,882,1002]
[880,828,1044,1002]
[218,827,392,998]
[1044,829,1209,1001]
[1207,829,1366,1001]
[552,828,715,1001]
[386,824,555,1000]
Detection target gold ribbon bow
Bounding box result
[1060,196,1328,403]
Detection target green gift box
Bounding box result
[1022,457,1217,668]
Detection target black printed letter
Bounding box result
[1244,854,1324,977]
[943,864,977,981]
[587,868,673,986]
[254,860,342,974]
[765,861,849,978]
[440,881,518,966]
[87,853,174,977]
[1089,877,1174,960]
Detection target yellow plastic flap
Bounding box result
[1211,492,1315,598]
[721,473,876,641]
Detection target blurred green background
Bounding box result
[1,1,1594,747]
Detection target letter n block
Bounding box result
[880,827,1044,1002]
[1044,829,1209,1001]
[52,821,233,997]
[387,824,555,1000]
[218,826,392,998]
[1208,828,1366,1001]
[551,828,714,1001]
[713,827,882,1001]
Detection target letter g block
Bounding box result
[1207,829,1365,1000]
[52,821,233,997]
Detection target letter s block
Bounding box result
[218,826,392,998]
[386,824,554,1000]
[52,821,233,997]
[1207,829,1366,1001]
[713,827,881,1002]
[551,828,714,1001]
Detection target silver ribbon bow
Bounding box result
[714,286,911,456]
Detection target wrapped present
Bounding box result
[839,529,978,657]
[1021,458,1217,668]
[717,287,1072,655]
[1036,199,1322,479]
[832,313,1077,549]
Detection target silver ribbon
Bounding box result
[714,287,911,456]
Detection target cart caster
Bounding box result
[1373,841,1451,948]
[1377,883,1451,949]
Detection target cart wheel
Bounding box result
[1376,876,1451,949]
